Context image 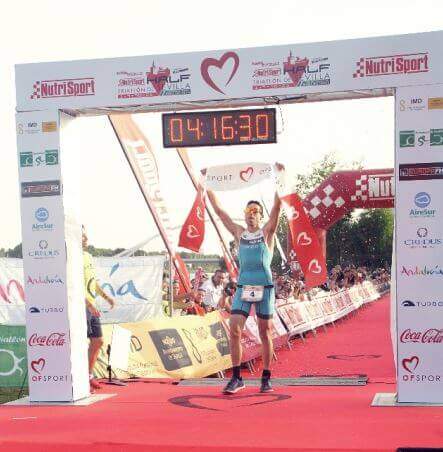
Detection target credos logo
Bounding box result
[403,227,442,249]
[353,53,429,78]
[28,241,59,260]
[31,78,95,100]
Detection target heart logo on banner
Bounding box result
[200,51,240,94]
[297,232,312,246]
[196,206,204,221]
[147,65,171,95]
[240,166,254,182]
[285,206,300,221]
[402,356,419,373]
[31,358,45,374]
[308,259,322,274]
[187,225,200,239]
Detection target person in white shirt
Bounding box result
[200,269,226,311]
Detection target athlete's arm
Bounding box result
[206,190,244,239]
[263,191,282,245]
[96,284,116,309]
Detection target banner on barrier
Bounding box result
[95,311,232,379]
[0,325,27,387]
[0,256,164,325]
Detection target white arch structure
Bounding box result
[15,31,443,403]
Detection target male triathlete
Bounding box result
[206,163,283,394]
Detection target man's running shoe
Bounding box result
[223,377,245,394]
[90,378,102,391]
[260,378,274,393]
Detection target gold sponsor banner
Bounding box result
[428,97,443,110]
[95,311,232,379]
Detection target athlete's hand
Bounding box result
[200,168,207,176]
[107,297,116,309]
[275,162,285,172]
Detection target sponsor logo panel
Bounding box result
[19,149,59,168]
[409,192,436,219]
[30,357,69,383]
[21,180,61,198]
[27,240,60,260]
[31,78,95,100]
[32,207,55,232]
[399,129,443,148]
[399,163,443,181]
[402,227,442,249]
[401,299,443,309]
[401,355,441,383]
[401,265,443,277]
[399,97,425,112]
[353,52,429,78]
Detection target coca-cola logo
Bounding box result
[28,332,66,347]
[400,328,443,343]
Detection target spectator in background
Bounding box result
[200,269,226,311]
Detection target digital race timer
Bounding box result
[162,108,277,148]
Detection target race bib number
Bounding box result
[241,285,264,303]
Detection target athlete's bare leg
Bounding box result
[257,317,273,370]
[229,314,247,366]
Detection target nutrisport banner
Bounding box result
[395,84,443,403]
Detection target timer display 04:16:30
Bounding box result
[162,108,277,148]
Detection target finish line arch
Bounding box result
[15,31,443,404]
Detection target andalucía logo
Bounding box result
[252,53,330,91]
[353,52,429,78]
[31,78,95,100]
[27,274,64,286]
[401,265,443,277]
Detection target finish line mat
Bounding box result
[178,376,368,386]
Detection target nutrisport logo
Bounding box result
[117,62,191,99]
[401,355,441,383]
[252,52,331,91]
[353,52,429,78]
[30,78,95,100]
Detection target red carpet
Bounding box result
[0,294,442,452]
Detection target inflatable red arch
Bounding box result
[293,169,394,259]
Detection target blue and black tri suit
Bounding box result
[231,228,275,320]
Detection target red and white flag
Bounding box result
[281,193,327,289]
[178,185,206,252]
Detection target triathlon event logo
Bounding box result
[251,52,330,91]
[117,62,191,99]
[31,78,95,100]
[353,52,429,78]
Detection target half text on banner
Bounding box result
[281,193,327,289]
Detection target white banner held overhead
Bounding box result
[205,162,275,192]
[395,84,443,403]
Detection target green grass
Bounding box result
[0,387,28,404]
